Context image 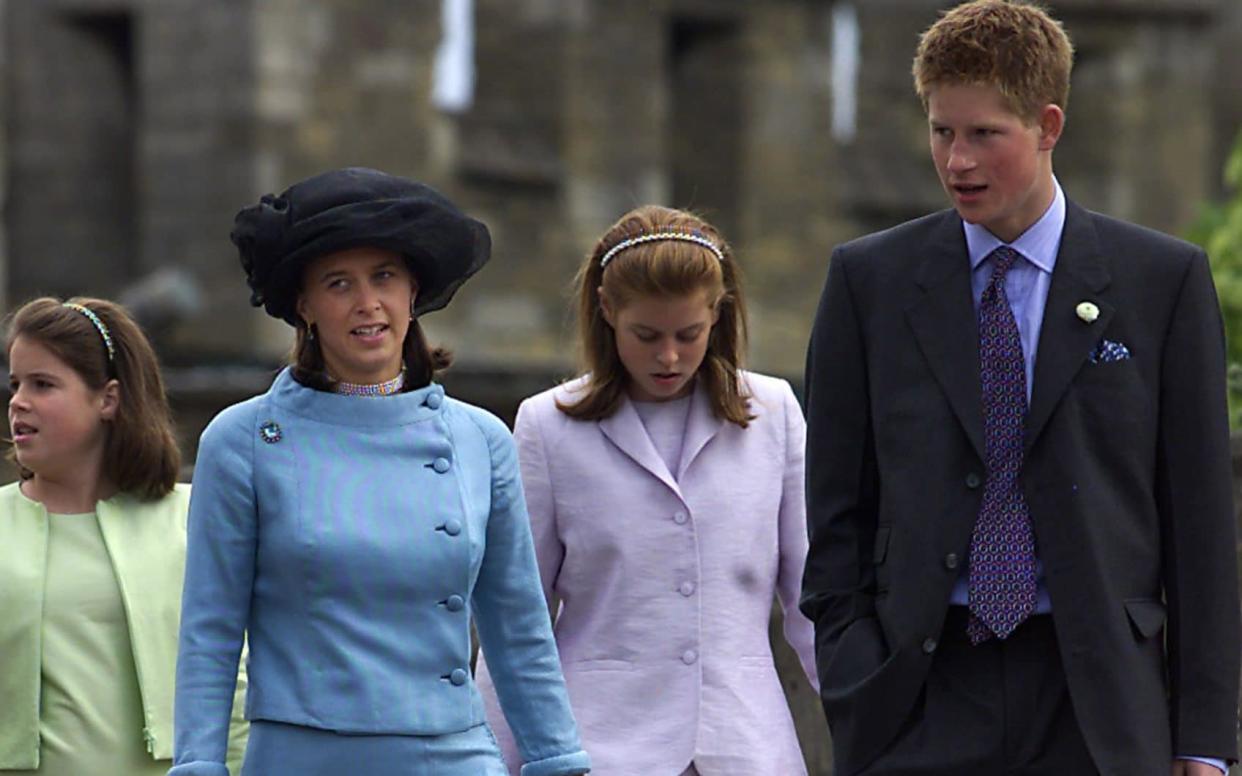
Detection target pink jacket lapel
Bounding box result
[675,383,726,482]
[598,394,683,498]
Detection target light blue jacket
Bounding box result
[171,369,589,776]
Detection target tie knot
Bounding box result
[989,246,1021,278]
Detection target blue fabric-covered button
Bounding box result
[445,594,465,612]
[449,668,468,686]
[425,392,443,410]
[442,519,462,536]
[433,457,451,473]
[681,649,698,665]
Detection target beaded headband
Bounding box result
[598,230,725,269]
[62,302,116,362]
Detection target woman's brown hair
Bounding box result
[559,205,753,427]
[5,297,180,499]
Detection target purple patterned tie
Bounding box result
[967,246,1037,644]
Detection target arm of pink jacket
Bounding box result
[478,395,567,774]
[514,396,567,607]
[775,379,820,693]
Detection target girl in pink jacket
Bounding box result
[478,205,819,775]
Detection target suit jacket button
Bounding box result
[445,594,465,612]
[425,392,443,410]
[432,457,451,473]
[944,553,960,570]
[681,649,698,665]
[450,668,468,686]
[442,519,463,536]
[965,472,982,489]
[922,637,938,654]
[673,511,688,525]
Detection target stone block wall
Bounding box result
[2,0,257,354]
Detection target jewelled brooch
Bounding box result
[259,420,283,444]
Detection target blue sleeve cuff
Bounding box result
[519,750,591,776]
[167,761,231,776]
[1176,756,1227,774]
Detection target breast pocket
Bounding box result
[1072,357,1152,435]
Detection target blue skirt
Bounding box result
[241,720,509,776]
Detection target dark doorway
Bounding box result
[6,7,137,300]
[669,16,742,242]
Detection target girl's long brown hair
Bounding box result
[5,297,180,499]
[558,205,753,427]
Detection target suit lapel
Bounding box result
[676,382,725,482]
[598,395,683,498]
[1025,202,1112,453]
[905,212,986,462]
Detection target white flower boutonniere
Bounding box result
[1076,301,1099,323]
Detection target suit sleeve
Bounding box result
[800,248,882,664]
[1156,249,1242,762]
[470,416,590,776]
[774,379,820,692]
[170,409,257,776]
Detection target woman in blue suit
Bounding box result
[170,168,589,776]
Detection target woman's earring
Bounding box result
[409,299,416,321]
[307,325,316,342]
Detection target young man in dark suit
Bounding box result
[801,1,1241,774]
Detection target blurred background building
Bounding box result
[2,0,1241,771]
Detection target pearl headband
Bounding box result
[599,230,725,269]
[62,302,116,362]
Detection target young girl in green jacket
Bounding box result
[0,297,246,775]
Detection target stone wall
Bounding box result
[2,0,256,354]
[7,0,1227,378]
[6,2,142,296]
[1,0,1236,376]
[137,0,258,355]
[1211,0,1242,191]
[0,1,7,313]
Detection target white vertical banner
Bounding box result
[432,0,475,113]
[831,2,860,144]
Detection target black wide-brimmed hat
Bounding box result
[231,167,492,325]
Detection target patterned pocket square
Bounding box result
[1088,339,1131,364]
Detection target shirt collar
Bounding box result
[965,178,1065,274]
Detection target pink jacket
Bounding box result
[477,372,819,775]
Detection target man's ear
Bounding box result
[100,379,120,421]
[1037,103,1065,151]
[598,287,615,327]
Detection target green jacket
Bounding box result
[0,481,247,773]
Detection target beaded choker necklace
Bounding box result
[333,371,405,397]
